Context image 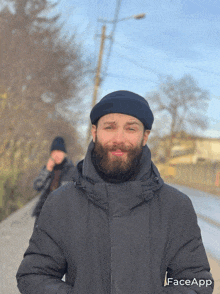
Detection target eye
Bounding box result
[105,126,112,129]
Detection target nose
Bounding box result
[112,129,126,145]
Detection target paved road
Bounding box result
[0,186,220,294]
[171,184,220,261]
[171,184,220,294]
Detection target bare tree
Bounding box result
[0,0,93,221]
[146,74,210,162]
[0,0,93,141]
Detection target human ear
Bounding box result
[91,125,97,142]
[143,130,150,146]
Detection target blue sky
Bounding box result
[54,0,220,138]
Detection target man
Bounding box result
[16,91,214,293]
[32,136,74,222]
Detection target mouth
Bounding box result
[110,149,126,157]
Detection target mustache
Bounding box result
[105,144,132,152]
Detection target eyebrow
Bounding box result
[103,121,116,125]
[126,122,141,126]
[103,121,141,126]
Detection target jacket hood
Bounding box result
[73,141,164,211]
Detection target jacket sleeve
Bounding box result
[16,225,74,294]
[161,195,214,294]
[33,166,52,192]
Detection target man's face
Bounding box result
[51,150,66,164]
[91,113,150,176]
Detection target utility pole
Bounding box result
[86,12,146,145]
[86,25,106,145]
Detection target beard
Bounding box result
[91,136,144,183]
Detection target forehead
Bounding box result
[51,150,64,154]
[98,113,143,126]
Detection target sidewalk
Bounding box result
[0,197,37,294]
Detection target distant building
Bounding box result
[169,137,220,164]
[155,133,220,165]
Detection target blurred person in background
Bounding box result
[32,136,74,223]
[17,91,213,294]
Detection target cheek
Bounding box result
[57,153,64,160]
[96,132,112,145]
[127,134,143,146]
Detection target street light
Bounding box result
[98,13,146,23]
[86,13,146,145]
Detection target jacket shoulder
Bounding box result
[37,181,86,225]
[157,183,195,210]
[42,180,86,210]
[48,181,77,200]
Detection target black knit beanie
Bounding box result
[90,90,154,130]
[50,136,67,153]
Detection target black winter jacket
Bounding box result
[32,157,74,218]
[16,142,214,294]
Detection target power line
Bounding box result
[111,39,220,82]
[114,40,220,79]
[102,50,220,92]
[106,73,158,83]
[110,51,164,77]
[101,0,122,80]
[113,39,144,54]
